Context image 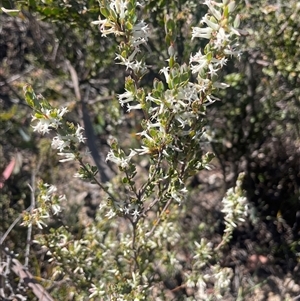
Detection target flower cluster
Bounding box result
[100,0,242,168]
[24,85,86,163]
[221,172,248,234]
[192,0,241,47]
[91,0,128,36]
[93,0,149,78]
[31,106,68,134]
[22,182,65,229]
[106,148,137,169]
[190,0,241,91]
[94,0,243,230]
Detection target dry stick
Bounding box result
[0,206,32,246]
[0,73,30,107]
[1,254,14,298]
[24,177,35,268]
[145,198,173,238]
[11,258,54,301]
[0,246,55,301]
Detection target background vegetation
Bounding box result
[1,0,300,300]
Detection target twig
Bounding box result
[0,206,32,246]
[65,60,81,101]
[142,198,160,216]
[0,67,35,86]
[139,149,163,197]
[0,246,54,301]
[11,258,54,301]
[0,74,28,106]
[77,157,116,203]
[24,176,36,268]
[145,198,172,238]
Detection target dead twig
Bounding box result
[11,258,54,301]
[0,247,54,301]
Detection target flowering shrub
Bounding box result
[1,0,249,300]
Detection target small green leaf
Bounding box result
[223,5,229,18]
[100,6,110,18]
[23,84,38,108]
[1,7,20,16]
[122,177,129,184]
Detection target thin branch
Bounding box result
[145,198,173,238]
[0,206,32,246]
[65,60,81,101]
[77,157,117,203]
[142,198,160,216]
[24,176,36,268]
[138,149,163,198]
[0,74,29,107]
[11,258,54,301]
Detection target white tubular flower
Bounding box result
[51,124,85,152]
[131,207,140,222]
[32,110,56,133]
[51,135,69,151]
[118,90,135,106]
[75,124,86,143]
[21,182,64,229]
[190,50,208,74]
[128,47,140,61]
[136,130,155,143]
[127,103,142,112]
[201,14,220,31]
[134,146,151,155]
[174,115,190,128]
[228,1,237,13]
[204,0,222,20]
[115,54,148,74]
[208,63,219,76]
[213,81,230,89]
[159,66,170,84]
[92,1,129,36]
[206,94,220,103]
[211,57,228,68]
[32,107,68,135]
[191,26,213,40]
[224,44,241,57]
[106,149,136,169]
[110,0,128,20]
[146,93,162,105]
[215,27,230,49]
[106,150,128,168]
[130,21,149,47]
[92,18,122,36]
[105,208,116,219]
[194,78,211,92]
[56,106,69,117]
[31,118,52,134]
[57,152,76,162]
